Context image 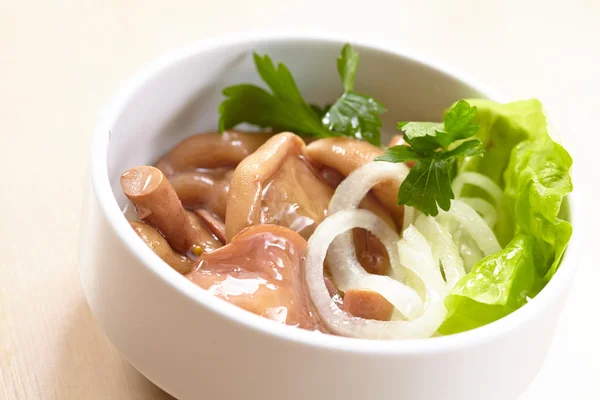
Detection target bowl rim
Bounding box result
[89,30,579,354]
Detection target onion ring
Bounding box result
[438,200,501,256]
[452,172,503,205]
[327,162,410,284]
[414,214,465,289]
[305,209,446,339]
[459,197,497,228]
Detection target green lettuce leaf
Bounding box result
[440,99,573,334]
[439,234,542,334]
[503,138,573,279]
[458,99,548,186]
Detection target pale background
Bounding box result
[1,0,598,399]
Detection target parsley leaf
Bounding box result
[219,44,385,145]
[443,139,485,158]
[398,158,454,216]
[444,99,479,141]
[323,92,386,145]
[219,55,329,137]
[253,53,311,108]
[337,43,359,92]
[398,121,444,140]
[375,145,422,163]
[310,103,332,118]
[321,44,386,145]
[375,100,484,216]
[218,84,329,137]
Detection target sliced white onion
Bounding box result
[329,161,410,214]
[434,212,484,272]
[402,206,416,231]
[317,209,422,319]
[452,172,503,205]
[303,162,502,339]
[326,161,410,283]
[438,200,501,256]
[414,214,465,289]
[397,225,446,298]
[459,197,497,228]
[453,227,484,272]
[305,209,446,339]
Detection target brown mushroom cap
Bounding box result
[155,131,272,176]
[225,132,334,242]
[168,169,232,220]
[187,224,326,331]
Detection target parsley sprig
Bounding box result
[375,100,484,216]
[218,44,386,146]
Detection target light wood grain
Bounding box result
[1,1,599,399]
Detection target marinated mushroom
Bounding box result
[155,131,272,175]
[121,166,221,254]
[186,225,325,331]
[130,221,194,274]
[342,289,394,322]
[169,169,233,220]
[194,209,227,244]
[225,132,335,241]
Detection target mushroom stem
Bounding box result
[121,166,206,254]
[342,288,394,321]
[130,221,194,274]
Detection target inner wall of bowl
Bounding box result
[107,38,488,207]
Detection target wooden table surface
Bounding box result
[1,1,599,399]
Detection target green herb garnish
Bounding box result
[375,100,484,216]
[219,44,386,146]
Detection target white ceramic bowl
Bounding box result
[80,33,579,400]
